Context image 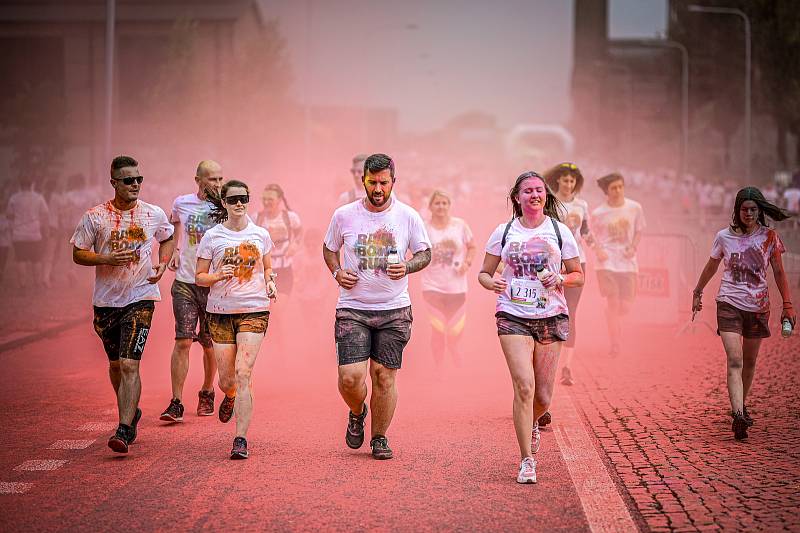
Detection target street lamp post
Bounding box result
[688,4,751,181]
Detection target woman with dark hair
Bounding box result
[421,190,476,366]
[478,171,584,484]
[692,187,795,441]
[196,179,277,459]
[256,184,303,296]
[544,162,593,386]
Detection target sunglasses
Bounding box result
[559,163,578,170]
[113,176,144,185]
[224,195,250,205]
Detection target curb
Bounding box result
[0,316,89,354]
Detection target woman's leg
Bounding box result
[719,332,745,415]
[533,341,562,422]
[443,294,467,364]
[499,335,536,459]
[234,331,265,438]
[741,337,762,404]
[423,291,447,366]
[213,342,237,398]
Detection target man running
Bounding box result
[159,160,223,422]
[71,155,174,453]
[323,153,431,459]
[337,153,368,206]
[590,173,646,356]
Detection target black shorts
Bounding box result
[716,301,770,339]
[13,241,44,262]
[171,280,212,348]
[207,312,270,344]
[596,270,637,301]
[93,300,155,361]
[422,291,466,320]
[496,311,570,345]
[334,306,413,369]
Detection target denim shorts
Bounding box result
[495,311,570,344]
[334,306,413,369]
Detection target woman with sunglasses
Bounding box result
[478,171,583,484]
[196,179,277,459]
[256,184,303,296]
[692,187,794,441]
[543,162,593,388]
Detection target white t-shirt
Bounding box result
[591,199,646,273]
[196,221,274,314]
[171,193,215,284]
[256,210,301,270]
[338,189,365,206]
[783,188,800,213]
[557,197,590,263]
[70,200,174,307]
[422,217,473,294]
[485,217,579,319]
[710,225,785,313]
[7,190,50,242]
[324,198,431,311]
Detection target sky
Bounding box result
[261,0,667,134]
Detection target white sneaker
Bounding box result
[531,422,541,454]
[517,457,537,484]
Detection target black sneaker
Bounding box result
[230,437,248,459]
[129,408,142,444]
[108,424,132,454]
[219,395,235,423]
[538,411,552,428]
[743,406,754,427]
[197,390,215,417]
[346,404,368,449]
[159,398,184,422]
[370,435,393,460]
[732,412,749,440]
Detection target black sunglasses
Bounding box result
[224,194,250,205]
[114,176,143,186]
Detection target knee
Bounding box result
[108,361,121,374]
[534,388,553,410]
[218,375,235,391]
[174,338,192,352]
[119,359,139,378]
[372,368,396,391]
[339,371,365,392]
[727,357,743,370]
[235,366,252,384]
[513,380,535,403]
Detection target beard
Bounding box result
[366,189,391,207]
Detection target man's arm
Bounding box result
[405,248,431,274]
[323,244,358,289]
[147,235,175,283]
[168,221,182,271]
[73,245,135,267]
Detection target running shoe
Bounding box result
[370,435,393,460]
[159,398,184,422]
[230,437,248,460]
[129,408,142,444]
[732,412,749,441]
[219,395,235,423]
[561,367,574,386]
[108,424,131,454]
[538,411,552,428]
[517,457,537,484]
[531,421,541,454]
[743,405,754,427]
[346,404,368,449]
[197,390,215,417]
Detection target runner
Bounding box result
[478,170,583,483]
[71,155,175,453]
[590,173,646,356]
[692,187,795,440]
[323,153,431,460]
[159,160,223,422]
[337,153,368,206]
[421,190,475,367]
[7,175,50,289]
[544,162,593,386]
[196,179,276,459]
[255,184,302,296]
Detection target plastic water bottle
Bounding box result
[782,318,794,338]
[535,264,551,283]
[387,247,401,265]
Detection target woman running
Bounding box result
[544,162,592,386]
[256,184,302,296]
[478,171,583,483]
[421,190,476,367]
[196,179,277,459]
[692,187,795,440]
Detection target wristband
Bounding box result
[332,267,341,279]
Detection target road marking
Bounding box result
[48,439,96,450]
[14,460,68,471]
[553,390,638,533]
[0,482,33,494]
[77,422,115,432]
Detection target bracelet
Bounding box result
[332,267,341,279]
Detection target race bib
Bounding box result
[510,278,539,306]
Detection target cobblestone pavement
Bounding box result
[566,325,800,532]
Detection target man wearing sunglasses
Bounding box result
[71,155,175,454]
[159,160,223,423]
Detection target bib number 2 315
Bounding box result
[510,278,540,306]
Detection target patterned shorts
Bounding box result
[171,280,212,348]
[93,300,155,361]
[495,311,570,345]
[207,312,270,344]
[334,306,413,369]
[717,301,770,339]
